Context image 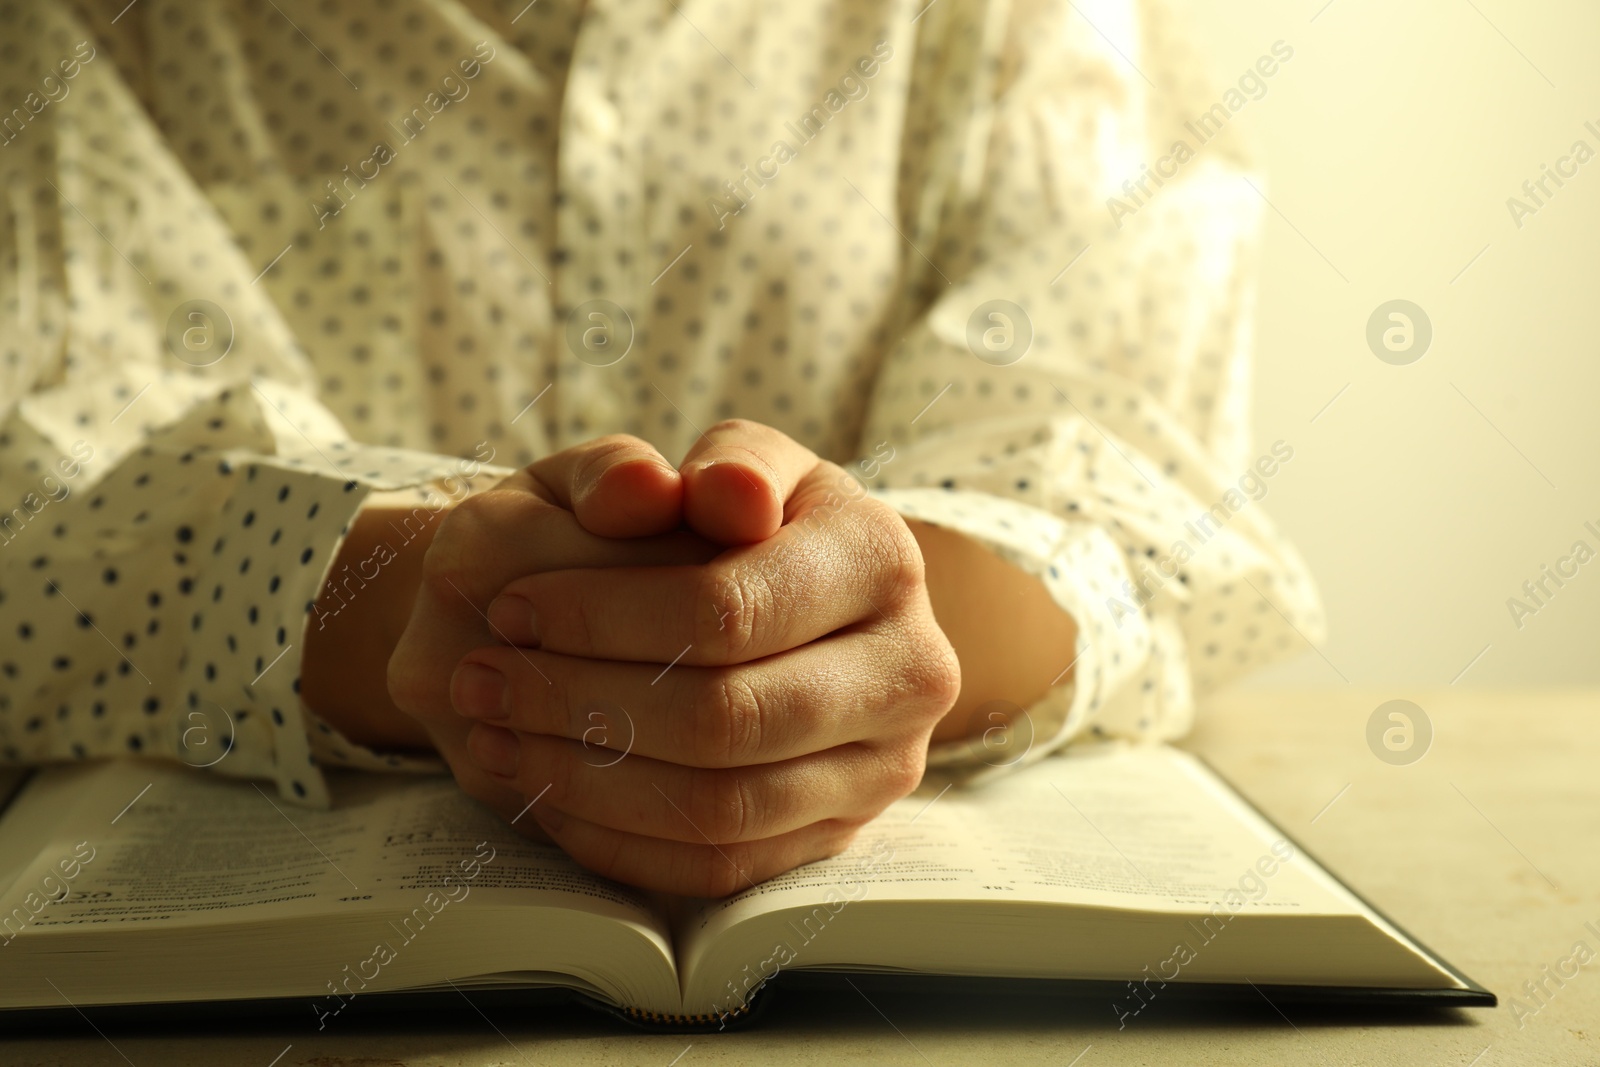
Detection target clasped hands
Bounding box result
[387,421,961,897]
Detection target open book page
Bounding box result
[675,744,1406,1010]
[691,743,1351,930]
[2,760,662,932]
[0,760,685,1012]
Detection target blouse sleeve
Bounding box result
[0,1,511,806]
[855,0,1323,775]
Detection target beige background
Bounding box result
[1178,0,1600,689]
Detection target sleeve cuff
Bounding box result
[172,391,514,806]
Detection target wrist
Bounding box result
[301,491,453,751]
[909,520,1078,746]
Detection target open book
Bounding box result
[0,744,1491,1028]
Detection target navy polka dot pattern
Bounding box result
[0,0,1323,802]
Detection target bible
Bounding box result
[0,742,1492,1029]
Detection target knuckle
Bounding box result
[873,513,927,605]
[699,670,763,767]
[909,632,963,718]
[688,770,758,844]
[444,485,511,532]
[694,566,756,662]
[569,827,629,884]
[690,855,750,900]
[572,697,614,759]
[420,489,510,598]
[537,735,581,809]
[883,625,962,725]
[556,574,599,656]
[880,742,929,801]
[498,657,539,725]
[706,417,760,440]
[419,533,471,604]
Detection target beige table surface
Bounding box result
[5,687,1596,1066]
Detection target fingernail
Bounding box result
[487,594,539,646]
[467,724,520,777]
[452,663,507,720]
[617,457,678,480]
[691,459,772,497]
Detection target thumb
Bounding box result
[529,435,683,537]
[679,420,818,545]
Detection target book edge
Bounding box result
[1184,750,1497,1005]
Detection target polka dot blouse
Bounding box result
[0,0,1324,805]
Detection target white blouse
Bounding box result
[0,0,1323,806]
